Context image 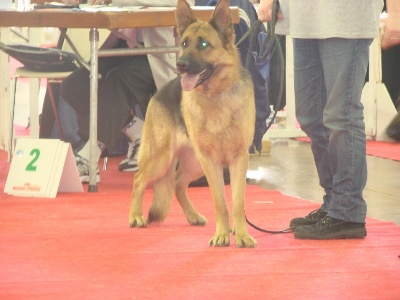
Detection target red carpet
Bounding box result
[297,137,400,161]
[365,140,400,161]
[1,151,399,299]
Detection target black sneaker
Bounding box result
[289,208,327,228]
[294,216,367,240]
[118,139,140,172]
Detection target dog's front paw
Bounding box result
[187,213,207,226]
[129,215,147,228]
[209,231,230,247]
[234,233,257,248]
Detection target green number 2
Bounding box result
[25,148,40,171]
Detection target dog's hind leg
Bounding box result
[129,146,175,228]
[129,169,149,227]
[147,160,177,223]
[175,147,207,226]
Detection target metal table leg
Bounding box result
[88,28,99,192]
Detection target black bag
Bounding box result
[0,42,79,72]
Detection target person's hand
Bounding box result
[381,13,400,50]
[62,0,80,5]
[257,0,283,23]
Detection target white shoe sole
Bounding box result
[80,174,100,184]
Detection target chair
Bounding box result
[7,28,107,162]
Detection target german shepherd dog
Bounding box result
[129,0,256,248]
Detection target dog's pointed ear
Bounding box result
[209,0,233,41]
[176,0,197,36]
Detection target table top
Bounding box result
[0,6,240,29]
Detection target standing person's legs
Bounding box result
[319,38,370,223]
[291,38,370,239]
[293,39,333,210]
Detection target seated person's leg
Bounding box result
[119,116,144,172]
[60,66,91,136]
[60,55,126,147]
[116,54,157,171]
[39,84,61,138]
[98,54,156,172]
[74,54,157,181]
[97,54,156,155]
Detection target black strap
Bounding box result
[236,0,285,140]
[246,215,294,234]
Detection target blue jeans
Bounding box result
[293,38,372,223]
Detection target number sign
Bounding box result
[4,139,83,198]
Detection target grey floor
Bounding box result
[247,138,400,225]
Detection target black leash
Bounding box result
[237,0,291,234]
[246,215,294,234]
[236,0,284,135]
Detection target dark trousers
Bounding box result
[60,41,156,153]
[382,45,400,105]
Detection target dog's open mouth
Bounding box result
[180,66,214,91]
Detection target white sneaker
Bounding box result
[75,155,100,183]
[122,116,144,141]
[118,139,140,172]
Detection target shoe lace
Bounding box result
[316,216,335,232]
[127,139,140,160]
[75,155,99,175]
[75,155,89,175]
[306,208,327,219]
[319,216,333,225]
[306,209,319,217]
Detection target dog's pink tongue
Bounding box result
[181,73,200,91]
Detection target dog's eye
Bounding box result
[181,38,189,49]
[197,38,210,50]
